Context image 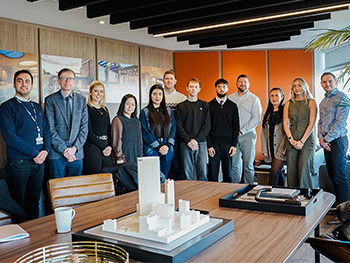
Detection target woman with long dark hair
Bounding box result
[84,81,113,174]
[139,84,176,177]
[111,94,142,164]
[283,77,317,188]
[261,87,286,186]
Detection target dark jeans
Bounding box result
[180,141,208,181]
[324,136,349,205]
[208,144,232,183]
[6,158,44,219]
[48,157,83,179]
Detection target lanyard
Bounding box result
[16,98,41,134]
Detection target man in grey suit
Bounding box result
[45,68,88,178]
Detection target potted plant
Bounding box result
[305,26,350,105]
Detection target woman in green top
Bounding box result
[283,77,317,188]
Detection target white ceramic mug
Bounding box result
[54,207,76,233]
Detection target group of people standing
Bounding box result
[261,73,349,213]
[0,68,349,222]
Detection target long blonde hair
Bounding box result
[88,80,106,108]
[290,77,314,103]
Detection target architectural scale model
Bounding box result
[101,156,210,243]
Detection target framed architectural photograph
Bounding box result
[0,49,39,104]
[41,54,95,102]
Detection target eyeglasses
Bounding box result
[59,77,75,82]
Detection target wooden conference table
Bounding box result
[0,181,335,262]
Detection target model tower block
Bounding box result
[137,156,161,216]
[102,156,210,243]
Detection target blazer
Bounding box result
[261,119,286,163]
[45,90,88,160]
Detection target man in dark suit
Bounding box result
[45,68,88,178]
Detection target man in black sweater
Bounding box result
[207,78,239,182]
[175,78,210,181]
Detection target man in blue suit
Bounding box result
[45,68,88,178]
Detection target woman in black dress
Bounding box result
[83,81,113,174]
[111,94,142,164]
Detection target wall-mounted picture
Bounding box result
[141,66,168,107]
[41,54,95,102]
[0,49,39,104]
[98,61,139,103]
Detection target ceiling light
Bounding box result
[98,20,106,24]
[19,61,37,66]
[153,3,350,37]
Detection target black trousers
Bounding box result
[83,142,113,174]
[6,158,44,220]
[208,144,232,183]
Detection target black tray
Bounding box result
[219,184,323,216]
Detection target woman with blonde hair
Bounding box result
[83,80,113,174]
[283,77,317,188]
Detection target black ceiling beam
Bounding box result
[147,0,349,34]
[86,0,178,19]
[130,0,303,29]
[108,0,241,24]
[59,0,108,11]
[175,13,331,41]
[197,27,302,48]
[226,36,291,49]
[190,22,313,46]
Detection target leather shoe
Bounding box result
[327,217,342,225]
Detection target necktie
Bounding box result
[220,100,224,108]
[66,96,72,135]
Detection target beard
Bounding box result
[238,86,248,93]
[216,91,227,98]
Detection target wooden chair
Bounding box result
[306,234,350,263]
[48,173,115,211]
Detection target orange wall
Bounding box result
[174,52,220,102]
[174,49,313,162]
[222,51,267,159]
[268,50,313,98]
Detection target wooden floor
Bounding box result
[289,213,336,263]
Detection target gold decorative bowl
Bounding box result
[15,241,129,263]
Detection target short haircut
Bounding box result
[163,70,175,79]
[321,72,336,81]
[215,78,229,87]
[187,78,201,87]
[58,68,76,78]
[14,70,33,84]
[237,74,249,82]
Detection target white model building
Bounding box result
[102,156,210,243]
[137,156,161,216]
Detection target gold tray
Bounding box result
[15,241,128,263]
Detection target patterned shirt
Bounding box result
[318,88,350,142]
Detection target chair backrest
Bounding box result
[48,173,115,211]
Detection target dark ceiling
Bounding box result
[28,0,350,49]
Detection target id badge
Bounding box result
[36,134,43,145]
